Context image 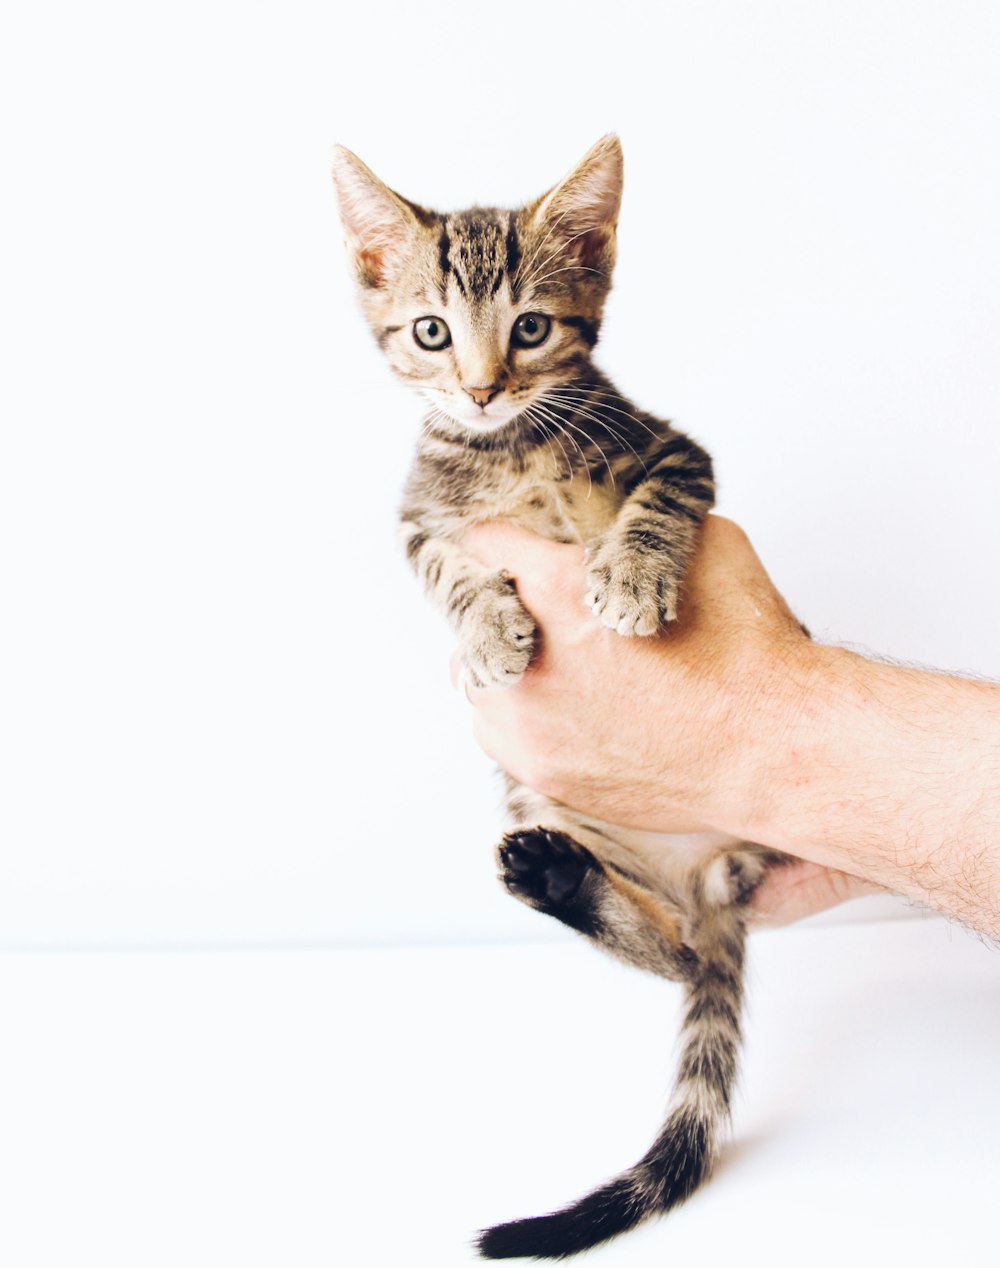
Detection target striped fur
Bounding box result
[477,902,746,1260]
[332,135,791,1258]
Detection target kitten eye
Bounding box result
[413,316,451,350]
[511,312,551,349]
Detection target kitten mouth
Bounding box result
[445,401,520,434]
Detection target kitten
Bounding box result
[332,135,786,1260]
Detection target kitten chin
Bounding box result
[439,402,523,433]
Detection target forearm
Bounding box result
[460,518,1000,936]
[734,643,1000,936]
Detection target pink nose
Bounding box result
[464,384,501,408]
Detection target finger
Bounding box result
[461,522,586,633]
[470,706,523,778]
[462,520,561,570]
[449,654,479,706]
[748,861,881,928]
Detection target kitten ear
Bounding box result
[529,134,623,272]
[331,146,423,287]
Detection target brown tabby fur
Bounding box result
[332,135,788,1260]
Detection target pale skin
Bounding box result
[455,517,1000,937]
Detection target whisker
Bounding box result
[522,406,570,482]
[543,394,650,478]
[542,385,653,476]
[530,399,591,468]
[572,389,666,442]
[533,394,621,494]
[546,387,665,446]
[527,398,595,498]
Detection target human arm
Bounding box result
[459,517,1000,938]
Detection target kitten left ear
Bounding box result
[529,134,623,272]
[331,146,425,287]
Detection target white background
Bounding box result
[2,0,998,950]
[1,921,997,1267]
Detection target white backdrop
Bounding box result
[1,1,997,949]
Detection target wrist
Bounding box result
[709,636,849,853]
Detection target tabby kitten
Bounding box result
[332,135,784,1260]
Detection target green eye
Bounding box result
[511,312,551,348]
[413,316,451,350]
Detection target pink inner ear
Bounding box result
[571,224,614,270]
[536,149,622,271]
[342,208,405,284]
[334,160,412,285]
[352,231,398,285]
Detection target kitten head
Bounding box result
[331,136,623,434]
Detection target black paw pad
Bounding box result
[499,829,600,912]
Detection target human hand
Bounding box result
[451,513,1000,937]
[452,516,882,926]
[456,516,809,839]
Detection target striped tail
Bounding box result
[476,926,745,1260]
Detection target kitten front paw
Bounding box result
[463,571,536,686]
[585,547,679,635]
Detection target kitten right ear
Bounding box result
[331,146,421,287]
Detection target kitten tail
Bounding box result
[476,931,743,1260]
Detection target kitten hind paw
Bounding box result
[702,848,769,907]
[498,828,603,933]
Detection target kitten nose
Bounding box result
[464,384,501,408]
